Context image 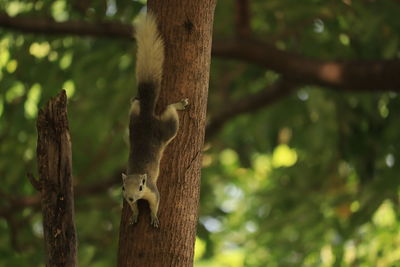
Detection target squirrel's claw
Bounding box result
[150,215,159,228]
[173,98,189,111]
[180,98,189,108]
[129,214,138,225]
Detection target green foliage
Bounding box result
[1,0,400,266]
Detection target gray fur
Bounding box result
[124,98,188,227]
[122,12,188,228]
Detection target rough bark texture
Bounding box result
[117,1,216,266]
[36,90,77,267]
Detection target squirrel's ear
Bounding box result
[122,173,127,182]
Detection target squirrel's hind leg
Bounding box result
[170,98,189,111]
[130,99,141,117]
[158,99,189,143]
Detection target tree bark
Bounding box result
[117,1,216,266]
[35,90,77,267]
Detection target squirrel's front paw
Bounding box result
[130,96,140,103]
[180,98,189,109]
[150,214,159,228]
[173,98,189,111]
[129,214,138,225]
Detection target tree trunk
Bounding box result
[35,90,78,267]
[117,1,216,266]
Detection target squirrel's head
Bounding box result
[122,173,147,203]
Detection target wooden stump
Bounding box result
[34,90,77,267]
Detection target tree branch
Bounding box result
[75,170,121,195]
[212,39,400,92]
[1,14,399,92]
[205,79,297,140]
[5,216,21,252]
[0,13,133,38]
[0,170,122,218]
[0,190,41,218]
[27,172,42,191]
[235,0,251,38]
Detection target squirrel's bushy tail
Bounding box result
[135,12,164,114]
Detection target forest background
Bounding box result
[1,0,400,266]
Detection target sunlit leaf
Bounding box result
[271,144,297,168]
[24,83,41,119]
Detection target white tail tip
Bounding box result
[135,12,164,84]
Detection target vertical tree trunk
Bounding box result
[36,90,77,267]
[117,1,216,266]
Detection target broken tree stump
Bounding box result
[34,90,77,267]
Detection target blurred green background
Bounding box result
[1,0,400,266]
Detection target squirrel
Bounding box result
[122,12,189,228]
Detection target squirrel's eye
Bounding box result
[139,185,143,191]
[142,179,145,184]
[128,197,133,202]
[122,186,125,191]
